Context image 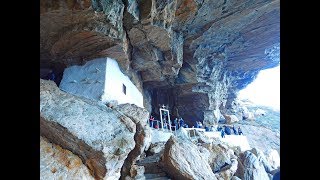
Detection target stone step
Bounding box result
[143,163,163,174]
[138,152,167,175]
[144,172,168,179]
[147,177,171,180]
[137,153,162,165]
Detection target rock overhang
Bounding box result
[40,0,280,125]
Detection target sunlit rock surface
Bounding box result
[160,136,217,180]
[266,149,280,169]
[40,136,94,180]
[238,150,270,180]
[40,79,137,179]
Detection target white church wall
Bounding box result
[59,59,106,101]
[102,58,144,108]
[59,57,144,108]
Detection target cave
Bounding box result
[40,0,279,127]
[40,0,280,179]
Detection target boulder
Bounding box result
[247,112,255,120]
[195,130,212,144]
[231,176,242,180]
[114,104,151,179]
[119,119,152,179]
[176,127,190,139]
[40,136,94,180]
[239,104,254,120]
[198,143,211,154]
[125,165,145,180]
[206,144,234,173]
[241,106,250,119]
[106,100,118,108]
[223,115,239,124]
[270,168,280,176]
[234,157,245,180]
[40,79,138,179]
[255,109,266,116]
[160,136,217,180]
[243,111,255,120]
[215,158,238,180]
[115,103,152,151]
[115,103,149,125]
[147,142,166,156]
[266,149,280,169]
[250,148,274,173]
[241,150,269,180]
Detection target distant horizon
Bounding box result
[238,65,280,110]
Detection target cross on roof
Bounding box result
[162,104,166,109]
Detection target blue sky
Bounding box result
[238,65,280,110]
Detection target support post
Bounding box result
[159,108,164,131]
[160,108,171,132]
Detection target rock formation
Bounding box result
[40,0,280,126]
[114,104,152,179]
[40,78,278,179]
[207,144,234,173]
[40,79,148,179]
[255,109,267,116]
[266,149,280,170]
[224,114,240,124]
[215,158,238,180]
[40,0,280,179]
[238,150,270,180]
[40,136,94,180]
[160,136,217,180]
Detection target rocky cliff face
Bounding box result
[40,0,280,126]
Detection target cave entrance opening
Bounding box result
[150,87,178,123]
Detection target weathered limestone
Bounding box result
[146,142,166,156]
[40,79,140,179]
[40,136,94,180]
[224,114,240,124]
[266,149,280,169]
[240,150,270,180]
[116,104,152,179]
[160,136,217,180]
[251,148,274,174]
[215,158,238,180]
[40,0,280,126]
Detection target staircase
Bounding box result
[137,152,171,180]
